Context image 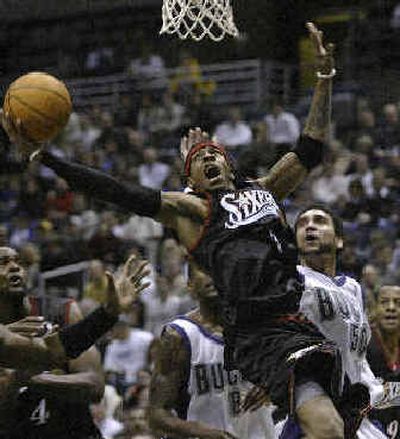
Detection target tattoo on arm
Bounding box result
[303,78,332,143]
[149,328,189,410]
[256,152,307,200]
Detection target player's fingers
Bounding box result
[194,127,203,144]
[130,268,151,286]
[136,281,151,294]
[105,271,116,294]
[17,316,45,323]
[123,254,139,277]
[131,260,149,278]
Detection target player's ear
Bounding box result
[336,237,344,251]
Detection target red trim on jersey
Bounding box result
[374,328,400,372]
[184,141,228,176]
[275,313,313,325]
[187,192,213,255]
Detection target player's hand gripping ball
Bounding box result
[3,72,72,145]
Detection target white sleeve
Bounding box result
[360,357,385,406]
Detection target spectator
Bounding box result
[83,260,109,305]
[377,103,400,149]
[311,162,350,204]
[361,263,382,315]
[138,148,170,190]
[264,99,300,158]
[19,243,41,294]
[213,106,253,154]
[127,41,167,89]
[104,318,154,393]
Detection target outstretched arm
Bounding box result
[0,110,207,228]
[257,22,335,200]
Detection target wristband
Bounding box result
[58,306,118,359]
[316,68,336,80]
[293,135,324,170]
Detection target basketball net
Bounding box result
[160,0,239,41]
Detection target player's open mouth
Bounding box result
[204,165,221,179]
[8,274,22,287]
[305,235,318,242]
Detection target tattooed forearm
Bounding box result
[257,152,307,200]
[303,78,332,143]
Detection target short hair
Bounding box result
[294,204,344,238]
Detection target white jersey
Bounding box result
[167,317,275,439]
[298,266,387,439]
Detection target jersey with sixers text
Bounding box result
[191,182,301,316]
[368,331,400,439]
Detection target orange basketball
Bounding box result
[3,72,72,143]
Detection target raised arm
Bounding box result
[257,22,335,200]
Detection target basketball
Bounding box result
[3,72,72,143]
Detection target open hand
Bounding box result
[0,108,44,158]
[180,127,211,161]
[105,254,151,316]
[306,22,335,75]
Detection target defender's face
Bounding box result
[0,247,26,297]
[188,146,234,192]
[296,209,342,255]
[376,286,400,333]
[190,267,219,302]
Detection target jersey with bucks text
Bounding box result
[298,266,379,391]
[166,317,275,439]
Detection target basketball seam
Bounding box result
[9,93,60,124]
[8,86,71,106]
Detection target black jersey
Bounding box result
[191,182,302,321]
[1,297,103,439]
[10,387,102,439]
[367,330,400,439]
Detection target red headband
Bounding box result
[184,141,228,176]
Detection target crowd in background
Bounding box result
[1,59,400,437]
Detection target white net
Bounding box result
[160,0,239,42]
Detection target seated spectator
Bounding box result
[377,103,400,149]
[45,177,74,220]
[311,161,350,204]
[213,106,253,155]
[361,263,382,315]
[104,318,154,394]
[19,243,41,294]
[138,148,170,190]
[17,177,44,218]
[169,49,215,103]
[83,260,109,305]
[264,98,300,158]
[127,41,167,89]
[340,178,369,223]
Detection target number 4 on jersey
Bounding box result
[30,399,50,425]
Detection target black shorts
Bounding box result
[224,315,342,414]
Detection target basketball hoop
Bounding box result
[160,0,239,42]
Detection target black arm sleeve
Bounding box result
[292,135,324,171]
[41,151,161,217]
[58,307,118,359]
